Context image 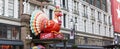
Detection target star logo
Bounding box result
[117,6,120,19]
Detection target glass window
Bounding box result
[108,16,111,24]
[62,0,65,8]
[102,0,107,12]
[89,0,94,5]
[49,9,53,20]
[8,0,14,17]
[104,14,107,23]
[92,22,94,33]
[7,29,12,39]
[0,23,20,40]
[84,20,86,32]
[99,24,100,34]
[63,14,66,27]
[105,27,106,36]
[83,5,87,17]
[30,4,40,14]
[0,0,4,15]
[74,1,79,13]
[96,0,101,9]
[98,12,101,21]
[11,27,20,40]
[109,28,111,36]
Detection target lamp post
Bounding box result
[70,17,77,45]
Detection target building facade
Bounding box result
[20,0,114,49]
[0,0,23,49]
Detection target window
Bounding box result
[104,14,107,23]
[0,23,20,40]
[0,25,7,38]
[98,12,101,21]
[108,16,111,24]
[63,14,66,27]
[54,0,56,5]
[98,25,100,34]
[30,4,40,14]
[102,0,107,12]
[83,5,87,17]
[18,1,20,18]
[61,0,68,9]
[91,8,95,16]
[92,23,94,33]
[63,0,65,8]
[74,1,79,12]
[89,0,94,5]
[49,9,53,20]
[96,0,101,9]
[105,27,106,36]
[109,28,111,36]
[8,0,14,17]
[0,0,4,15]
[84,20,86,32]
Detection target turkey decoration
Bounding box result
[30,6,64,39]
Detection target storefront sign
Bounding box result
[40,33,54,39]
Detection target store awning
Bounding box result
[50,43,104,49]
[0,39,23,46]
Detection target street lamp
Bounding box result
[70,17,77,45]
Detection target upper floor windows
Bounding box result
[102,0,107,12]
[0,0,4,15]
[103,14,107,24]
[8,0,14,17]
[96,0,101,9]
[89,0,95,5]
[74,1,79,11]
[82,5,88,17]
[60,0,68,9]
[98,11,101,21]
[84,20,86,32]
[83,0,107,12]
[30,4,40,14]
[63,14,66,27]
[92,22,94,33]
[91,8,95,16]
[49,9,53,20]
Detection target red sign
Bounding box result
[111,0,120,33]
[40,33,54,39]
[40,32,64,39]
[54,33,64,39]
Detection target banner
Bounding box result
[111,0,120,33]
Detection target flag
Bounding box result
[111,0,120,33]
[70,24,75,39]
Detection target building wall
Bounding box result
[22,0,114,48]
[0,0,22,49]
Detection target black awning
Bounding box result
[0,39,23,46]
[50,43,104,49]
[103,44,120,48]
[77,45,103,49]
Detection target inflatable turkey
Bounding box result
[30,6,63,39]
